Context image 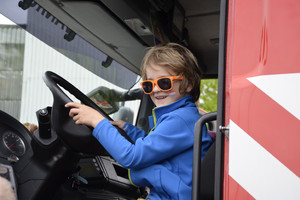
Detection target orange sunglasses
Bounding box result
[140,76,183,94]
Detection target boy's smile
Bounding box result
[145,64,188,107]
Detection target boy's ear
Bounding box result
[186,84,193,93]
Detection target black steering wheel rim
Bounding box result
[43,71,112,118]
[43,71,132,155]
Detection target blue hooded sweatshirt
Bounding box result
[93,95,212,200]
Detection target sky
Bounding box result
[0,14,15,25]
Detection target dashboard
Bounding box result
[0,124,29,161]
[0,110,141,199]
[0,110,32,165]
[0,110,33,199]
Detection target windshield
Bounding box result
[0,10,141,125]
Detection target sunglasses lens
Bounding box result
[157,78,172,90]
[142,81,153,93]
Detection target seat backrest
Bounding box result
[192,112,216,200]
[199,141,216,199]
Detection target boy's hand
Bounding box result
[23,123,38,134]
[110,120,126,130]
[65,102,105,128]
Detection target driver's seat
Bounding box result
[192,112,217,200]
[199,141,215,199]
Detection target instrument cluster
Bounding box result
[0,123,28,162]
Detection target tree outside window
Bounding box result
[199,79,218,113]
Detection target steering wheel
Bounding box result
[43,71,133,155]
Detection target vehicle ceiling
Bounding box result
[35,0,220,78]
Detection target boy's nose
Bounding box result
[152,84,160,93]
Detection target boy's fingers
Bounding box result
[65,102,79,108]
[65,102,73,107]
[73,114,79,121]
[69,108,79,117]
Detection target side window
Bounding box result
[199,79,218,113]
[199,79,218,133]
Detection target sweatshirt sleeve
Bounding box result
[93,113,199,169]
[122,122,147,143]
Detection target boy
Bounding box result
[66,43,213,199]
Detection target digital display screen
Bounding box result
[172,1,185,40]
[78,162,98,178]
[173,5,184,32]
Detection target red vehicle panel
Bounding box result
[224,0,300,199]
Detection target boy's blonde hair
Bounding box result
[141,43,202,101]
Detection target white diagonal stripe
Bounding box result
[229,120,300,200]
[247,73,300,120]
